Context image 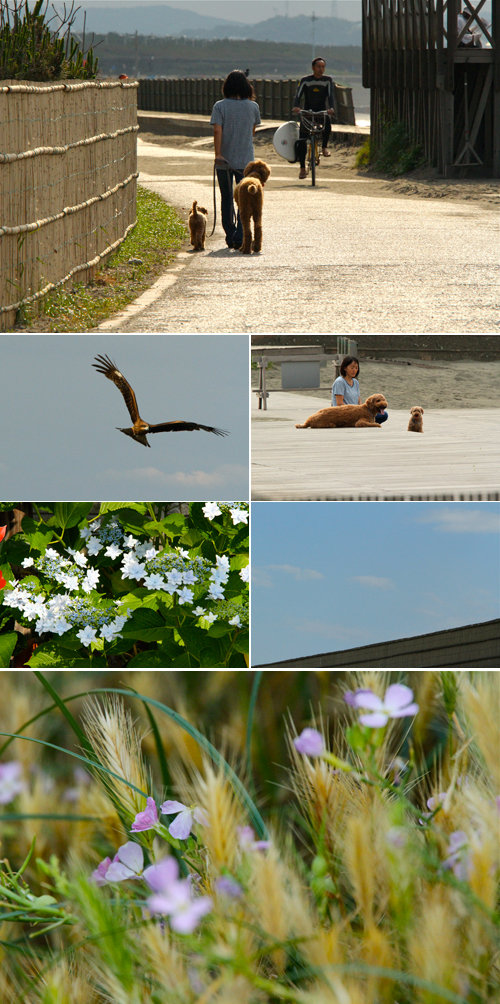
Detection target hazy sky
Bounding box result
[251,501,500,665]
[0,334,248,500]
[77,1,362,23]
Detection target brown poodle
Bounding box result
[407,406,424,432]
[233,159,271,254]
[296,394,388,429]
[188,201,208,251]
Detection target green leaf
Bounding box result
[121,608,167,642]
[53,503,93,530]
[28,647,91,668]
[178,529,203,548]
[98,502,147,515]
[0,632,17,667]
[206,622,232,638]
[233,630,249,655]
[126,649,169,667]
[230,554,250,570]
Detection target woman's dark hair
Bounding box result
[340,355,360,378]
[222,70,256,100]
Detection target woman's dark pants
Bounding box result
[216,168,244,247]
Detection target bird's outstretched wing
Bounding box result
[93,354,141,425]
[148,421,229,437]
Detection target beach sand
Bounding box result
[251,358,500,410]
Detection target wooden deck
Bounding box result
[251,393,500,500]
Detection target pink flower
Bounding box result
[131,797,159,832]
[0,526,6,542]
[0,762,25,803]
[160,800,208,840]
[349,684,419,728]
[293,727,324,756]
[237,825,271,852]
[92,857,112,886]
[105,842,144,882]
[148,882,212,933]
[144,854,212,933]
[143,856,180,892]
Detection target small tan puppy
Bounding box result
[188,201,208,251]
[233,159,271,254]
[407,406,424,432]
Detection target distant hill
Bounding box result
[74,5,362,46]
[92,35,362,79]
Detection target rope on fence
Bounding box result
[0,80,139,94]
[0,125,139,164]
[0,219,137,315]
[0,172,139,238]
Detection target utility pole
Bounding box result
[311,11,318,59]
[134,30,139,78]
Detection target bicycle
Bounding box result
[295,109,332,187]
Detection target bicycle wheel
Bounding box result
[310,134,316,186]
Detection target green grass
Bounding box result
[17,186,187,332]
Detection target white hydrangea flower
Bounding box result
[177,587,194,605]
[239,566,250,583]
[22,557,34,568]
[144,573,165,591]
[86,536,103,556]
[202,503,221,520]
[82,569,100,593]
[229,614,242,627]
[76,626,97,646]
[105,544,123,560]
[230,508,248,525]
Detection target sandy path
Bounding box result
[98,137,500,334]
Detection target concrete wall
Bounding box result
[256,618,500,668]
[251,335,500,360]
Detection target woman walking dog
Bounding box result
[332,356,389,425]
[210,70,261,249]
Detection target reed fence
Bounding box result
[0,79,138,329]
[137,76,356,125]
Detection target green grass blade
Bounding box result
[32,671,94,758]
[0,733,148,801]
[245,671,263,780]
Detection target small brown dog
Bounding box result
[233,159,271,254]
[407,406,424,432]
[296,394,388,429]
[188,201,208,251]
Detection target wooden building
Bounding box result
[362,0,499,175]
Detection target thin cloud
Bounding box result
[414,508,500,534]
[268,564,325,581]
[349,575,396,590]
[251,567,274,588]
[102,464,247,487]
[290,618,371,642]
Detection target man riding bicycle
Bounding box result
[292,57,336,179]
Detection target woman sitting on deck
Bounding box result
[332,355,389,424]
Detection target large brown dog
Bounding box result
[296,394,388,429]
[233,159,271,254]
[407,406,424,432]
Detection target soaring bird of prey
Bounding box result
[93,354,229,448]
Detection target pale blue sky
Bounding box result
[251,501,500,665]
[0,334,248,500]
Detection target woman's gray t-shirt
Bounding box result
[332,376,360,405]
[210,98,261,170]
